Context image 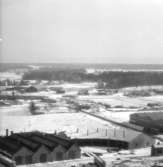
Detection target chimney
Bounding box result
[6,129,9,136]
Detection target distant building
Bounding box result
[0,132,81,165]
[25,86,38,93]
[78,89,89,95]
[51,87,65,94]
[97,89,107,95]
[151,138,163,157]
[130,112,163,134]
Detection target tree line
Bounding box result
[23,70,163,88]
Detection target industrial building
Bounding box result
[130,112,163,134]
[0,149,16,167]
[76,128,154,150]
[0,131,81,165]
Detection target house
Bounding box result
[25,86,38,93]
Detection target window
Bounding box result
[68,150,76,159]
[15,156,23,165]
[56,152,64,161]
[157,149,163,155]
[25,155,32,164]
[40,153,47,162]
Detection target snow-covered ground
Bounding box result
[0,113,115,136]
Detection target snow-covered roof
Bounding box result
[77,129,145,143]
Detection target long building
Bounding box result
[130,112,163,133]
[0,131,81,165]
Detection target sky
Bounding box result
[1,0,163,64]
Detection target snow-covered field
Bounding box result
[0,113,115,136]
[79,94,163,107]
[2,89,163,135]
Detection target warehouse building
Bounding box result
[0,131,81,165]
[130,112,163,134]
[76,128,154,150]
[0,149,16,167]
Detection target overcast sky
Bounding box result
[1,0,163,63]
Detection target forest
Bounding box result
[23,69,163,89]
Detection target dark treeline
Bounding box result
[0,63,30,72]
[23,70,163,88]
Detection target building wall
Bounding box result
[0,163,5,167]
[32,145,51,164]
[51,145,66,161]
[151,146,163,156]
[66,144,81,159]
[13,147,33,165]
[129,134,154,150]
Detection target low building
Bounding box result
[78,89,89,95]
[0,132,81,165]
[151,143,163,157]
[130,112,163,134]
[0,138,33,165]
[25,86,38,93]
[76,128,154,150]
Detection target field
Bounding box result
[1,70,163,139]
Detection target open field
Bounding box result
[0,113,116,136]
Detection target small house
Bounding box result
[78,89,89,95]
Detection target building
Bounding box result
[0,150,16,167]
[0,132,81,165]
[76,128,154,150]
[130,112,163,134]
[25,86,38,93]
[78,89,89,95]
